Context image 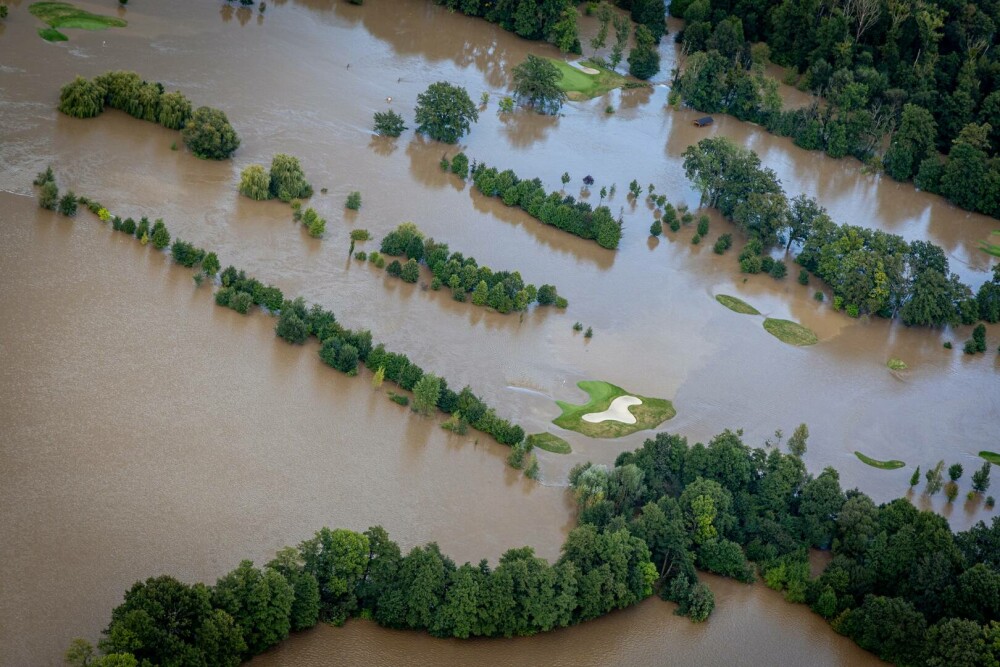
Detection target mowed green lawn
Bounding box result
[30,2,126,41]
[553,380,675,439]
[545,58,628,100]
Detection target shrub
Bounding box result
[33,166,55,186]
[450,152,469,178]
[354,251,367,261]
[238,164,271,201]
[58,77,105,119]
[713,233,732,254]
[573,322,583,331]
[269,154,312,202]
[151,220,171,250]
[229,291,253,314]
[798,269,809,285]
[39,181,59,210]
[349,229,370,241]
[814,291,824,301]
[373,110,406,137]
[696,216,709,236]
[400,259,420,283]
[769,260,787,279]
[692,234,701,244]
[58,191,78,216]
[846,304,860,318]
[650,219,662,236]
[121,217,136,235]
[943,341,952,349]
[584,327,593,338]
[345,191,361,210]
[182,106,240,159]
[555,296,568,308]
[307,214,326,238]
[157,91,192,130]
[170,239,205,268]
[275,308,309,344]
[386,260,402,277]
[389,392,409,406]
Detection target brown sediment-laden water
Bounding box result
[0,1,993,665]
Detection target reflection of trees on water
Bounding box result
[219,3,259,26]
[499,111,558,149]
[405,135,464,191]
[469,189,615,271]
[369,135,399,158]
[288,0,544,91]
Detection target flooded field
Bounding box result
[0,1,994,665]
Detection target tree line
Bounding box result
[68,425,999,666]
[377,222,567,313]
[682,137,1000,327]
[669,0,1000,219]
[69,518,654,666]
[58,71,240,159]
[471,162,623,249]
[429,0,582,54]
[575,429,999,666]
[45,178,526,454]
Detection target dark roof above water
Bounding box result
[693,116,714,126]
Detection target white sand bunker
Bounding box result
[569,61,600,75]
[582,396,642,424]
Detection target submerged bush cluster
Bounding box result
[378,223,566,313]
[471,163,623,249]
[238,155,313,203]
[57,71,240,159]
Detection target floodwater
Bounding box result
[0,0,993,665]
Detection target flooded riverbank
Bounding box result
[0,1,995,665]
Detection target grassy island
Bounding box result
[980,451,1000,465]
[553,380,675,438]
[763,318,818,346]
[526,432,572,454]
[547,58,628,100]
[715,294,760,315]
[30,2,126,41]
[854,451,906,470]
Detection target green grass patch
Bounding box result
[38,27,68,41]
[854,451,905,470]
[553,380,675,439]
[979,451,1000,465]
[30,2,126,40]
[763,318,818,346]
[887,358,908,371]
[526,432,572,455]
[545,58,629,100]
[979,240,1000,258]
[715,294,760,315]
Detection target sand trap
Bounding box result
[582,396,642,424]
[569,61,599,75]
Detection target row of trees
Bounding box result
[72,517,655,666]
[238,155,312,202]
[378,222,567,313]
[682,137,1000,327]
[580,429,1000,666]
[430,0,582,54]
[58,71,240,159]
[585,2,663,79]
[71,425,1000,666]
[49,177,528,459]
[669,0,1000,218]
[471,163,623,249]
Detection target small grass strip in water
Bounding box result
[887,358,908,371]
[979,451,1000,465]
[854,451,905,470]
[30,2,126,40]
[980,240,1000,258]
[763,318,818,346]
[546,58,628,100]
[715,294,760,315]
[553,380,675,439]
[526,432,572,455]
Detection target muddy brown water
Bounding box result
[0,1,993,665]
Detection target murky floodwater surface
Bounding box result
[0,1,994,665]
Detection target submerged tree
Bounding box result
[512,55,566,115]
[182,106,240,159]
[268,154,312,202]
[414,82,479,144]
[239,164,271,201]
[58,76,106,119]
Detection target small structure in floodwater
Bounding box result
[693,116,714,127]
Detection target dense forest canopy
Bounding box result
[671,0,1000,218]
